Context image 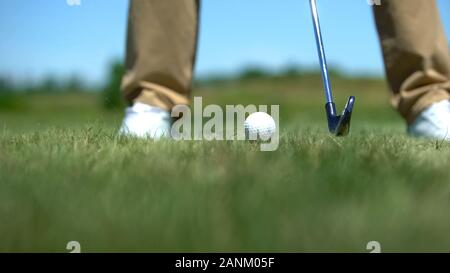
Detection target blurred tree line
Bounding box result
[0,60,126,111]
[102,60,125,110]
[0,59,372,111]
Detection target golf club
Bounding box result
[309,0,355,136]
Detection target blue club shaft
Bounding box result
[309,0,334,104]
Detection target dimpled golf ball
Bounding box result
[244,112,276,140]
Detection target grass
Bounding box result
[1,77,450,252]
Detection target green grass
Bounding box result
[1,78,450,252]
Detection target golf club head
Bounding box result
[325,96,355,136]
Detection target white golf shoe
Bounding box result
[119,102,171,139]
[408,100,450,141]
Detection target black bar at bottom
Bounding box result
[0,253,445,272]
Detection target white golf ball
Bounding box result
[244,112,276,140]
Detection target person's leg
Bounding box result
[373,0,450,125]
[121,0,200,111]
[119,0,200,138]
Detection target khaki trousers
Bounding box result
[122,0,450,124]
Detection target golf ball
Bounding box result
[244,112,276,140]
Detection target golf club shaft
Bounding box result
[309,0,334,104]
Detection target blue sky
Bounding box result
[0,0,449,85]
